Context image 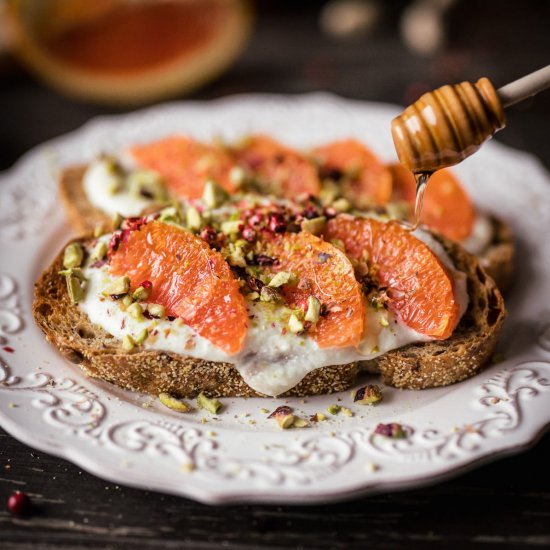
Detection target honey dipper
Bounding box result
[391,64,550,174]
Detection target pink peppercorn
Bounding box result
[241,226,257,242]
[7,491,32,516]
[268,213,286,233]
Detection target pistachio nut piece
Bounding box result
[63,243,84,269]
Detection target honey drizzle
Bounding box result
[398,171,431,232]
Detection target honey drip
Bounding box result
[398,172,431,232]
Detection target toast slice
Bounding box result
[58,164,515,292]
[33,232,505,397]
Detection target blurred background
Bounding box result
[0,0,549,171]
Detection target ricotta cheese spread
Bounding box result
[83,159,157,218]
[78,229,469,397]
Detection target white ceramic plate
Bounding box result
[1,94,550,505]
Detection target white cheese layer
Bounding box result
[78,228,468,397]
[83,160,155,218]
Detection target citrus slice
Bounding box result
[313,139,392,207]
[324,216,459,339]
[262,232,365,348]
[237,135,320,197]
[389,164,476,241]
[6,0,252,106]
[109,221,248,354]
[130,136,237,199]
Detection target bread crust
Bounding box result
[59,164,515,292]
[478,215,514,293]
[33,232,505,397]
[59,165,112,235]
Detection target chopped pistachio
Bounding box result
[127,170,167,201]
[197,392,222,414]
[122,335,135,351]
[288,313,304,334]
[93,224,106,238]
[104,276,130,296]
[227,242,247,267]
[300,216,326,235]
[63,243,84,269]
[341,407,354,417]
[247,291,260,301]
[220,220,243,235]
[58,267,85,279]
[104,165,123,194]
[260,286,280,303]
[134,328,148,345]
[332,198,351,212]
[379,316,389,327]
[158,205,182,225]
[276,413,295,429]
[304,295,321,323]
[90,241,108,262]
[202,179,229,208]
[327,404,341,415]
[260,408,270,414]
[292,418,309,428]
[111,212,124,231]
[319,182,339,205]
[185,206,202,230]
[127,302,145,321]
[316,412,327,421]
[374,422,406,439]
[365,462,379,472]
[132,284,152,302]
[159,392,192,413]
[147,303,166,319]
[65,272,86,303]
[268,406,295,429]
[352,384,383,405]
[229,166,247,188]
[268,271,296,288]
[121,295,133,308]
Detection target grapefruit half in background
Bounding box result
[4,0,252,105]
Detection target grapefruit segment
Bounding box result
[389,163,476,241]
[324,216,459,339]
[109,221,248,354]
[130,136,237,199]
[236,134,320,197]
[262,232,365,348]
[313,139,392,207]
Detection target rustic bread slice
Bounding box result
[33,231,505,397]
[32,241,358,398]
[58,164,515,292]
[478,215,514,293]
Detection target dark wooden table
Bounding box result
[1,2,549,548]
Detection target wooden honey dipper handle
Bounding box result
[498,65,550,108]
[392,65,550,173]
